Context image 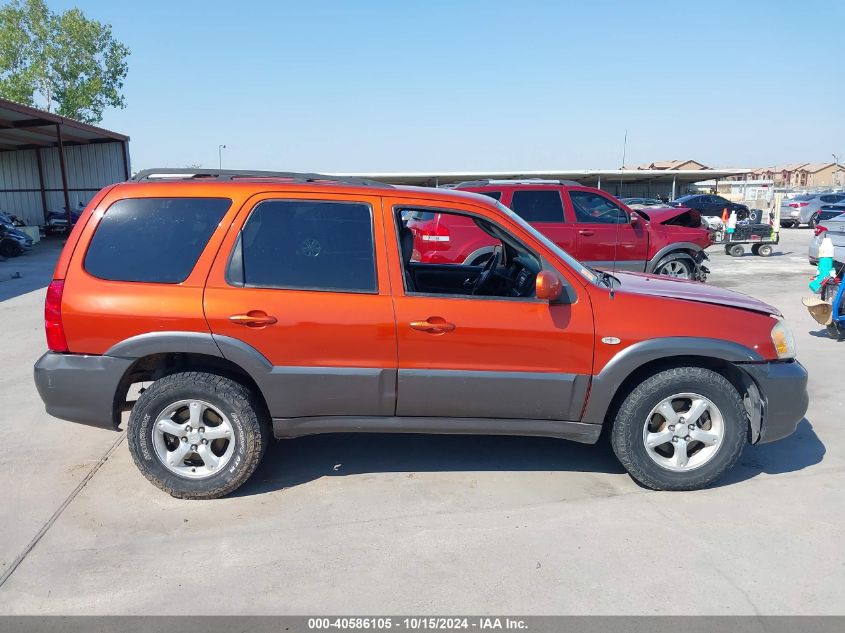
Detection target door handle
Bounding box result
[409,316,456,334]
[578,229,595,236]
[229,310,278,328]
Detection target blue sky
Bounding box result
[50,0,845,172]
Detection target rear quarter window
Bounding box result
[510,190,565,222]
[84,197,231,283]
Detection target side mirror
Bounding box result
[630,213,640,225]
[536,270,563,302]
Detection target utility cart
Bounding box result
[720,223,779,257]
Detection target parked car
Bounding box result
[410,180,713,281]
[780,192,845,228]
[0,220,33,257]
[44,205,84,234]
[809,213,845,267]
[34,169,808,499]
[670,194,760,223]
[620,197,664,210]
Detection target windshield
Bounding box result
[491,200,598,283]
[793,194,816,201]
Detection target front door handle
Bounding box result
[229,310,278,328]
[578,229,595,236]
[409,316,456,334]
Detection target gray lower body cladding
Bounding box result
[33,351,133,430]
[272,415,601,443]
[739,360,809,443]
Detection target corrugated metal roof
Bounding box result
[0,97,128,151]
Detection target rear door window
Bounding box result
[510,190,565,222]
[232,200,377,293]
[84,197,231,283]
[569,191,629,224]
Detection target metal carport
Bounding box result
[0,97,130,226]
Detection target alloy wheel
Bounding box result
[152,399,236,479]
[656,260,692,279]
[642,393,724,471]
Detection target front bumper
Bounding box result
[34,352,133,430]
[741,360,809,444]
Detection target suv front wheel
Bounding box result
[127,372,269,499]
[611,367,747,490]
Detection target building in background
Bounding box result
[0,98,130,226]
[635,159,708,170]
[746,163,844,189]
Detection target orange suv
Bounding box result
[34,170,808,499]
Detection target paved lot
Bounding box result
[0,228,842,615]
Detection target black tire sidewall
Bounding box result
[128,373,265,498]
[612,368,747,490]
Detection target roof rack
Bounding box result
[449,178,583,188]
[130,168,393,189]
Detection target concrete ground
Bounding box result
[0,228,841,615]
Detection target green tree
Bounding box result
[0,0,129,123]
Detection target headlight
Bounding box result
[771,320,796,359]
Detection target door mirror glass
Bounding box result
[535,270,563,301]
[630,212,640,225]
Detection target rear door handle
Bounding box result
[229,310,278,328]
[578,229,595,236]
[409,316,456,334]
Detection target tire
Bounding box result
[0,238,22,258]
[780,221,795,228]
[611,367,747,491]
[127,371,270,499]
[652,254,695,279]
[752,244,773,257]
[809,214,818,230]
[466,252,493,266]
[726,244,744,257]
[828,322,845,341]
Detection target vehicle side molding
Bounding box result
[582,337,764,425]
[105,331,224,359]
[272,415,602,444]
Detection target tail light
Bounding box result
[814,225,828,237]
[789,202,809,208]
[45,280,68,352]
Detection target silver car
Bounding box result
[781,192,845,228]
[809,211,845,265]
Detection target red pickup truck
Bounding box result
[408,180,712,280]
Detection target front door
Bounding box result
[385,196,594,422]
[566,187,649,271]
[203,193,397,418]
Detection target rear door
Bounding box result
[503,187,578,256]
[565,187,648,270]
[203,192,398,418]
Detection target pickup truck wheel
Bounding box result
[653,255,694,279]
[611,367,747,491]
[127,372,269,499]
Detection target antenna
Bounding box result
[609,130,627,293]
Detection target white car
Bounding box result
[809,212,845,266]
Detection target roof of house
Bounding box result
[636,159,708,170]
[802,162,839,173]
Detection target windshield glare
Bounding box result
[492,200,598,283]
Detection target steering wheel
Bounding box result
[471,250,501,295]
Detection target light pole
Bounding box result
[218,144,226,169]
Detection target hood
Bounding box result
[636,206,703,227]
[613,271,780,316]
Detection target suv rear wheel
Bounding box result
[127,372,269,499]
[611,367,747,490]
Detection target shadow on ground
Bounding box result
[235,419,825,496]
[719,419,825,486]
[235,432,627,496]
